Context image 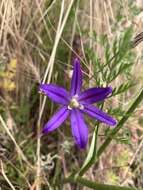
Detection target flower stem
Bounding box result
[97,87,143,158]
[78,87,143,176]
[63,175,142,190]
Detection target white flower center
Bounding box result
[68,95,84,110]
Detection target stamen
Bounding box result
[79,104,84,110]
[67,105,72,110]
[73,94,79,98]
[68,96,84,110]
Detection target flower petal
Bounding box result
[42,106,70,134]
[70,109,88,149]
[70,58,82,96]
[78,87,112,104]
[83,104,116,126]
[39,84,69,105]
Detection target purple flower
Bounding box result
[39,58,116,149]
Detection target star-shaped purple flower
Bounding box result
[39,58,116,149]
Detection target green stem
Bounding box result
[64,176,142,190]
[78,88,143,176]
[97,88,143,158]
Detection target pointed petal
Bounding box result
[39,84,69,105]
[83,104,116,126]
[70,58,82,96]
[70,109,88,149]
[78,87,112,104]
[42,106,70,134]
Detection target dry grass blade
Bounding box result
[0,115,32,168]
[0,160,16,190]
[36,1,76,189]
[122,136,143,183]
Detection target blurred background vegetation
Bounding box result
[0,0,143,189]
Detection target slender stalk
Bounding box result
[38,0,75,122]
[64,176,142,190]
[1,160,16,190]
[0,115,32,167]
[68,0,79,66]
[122,136,143,181]
[78,88,143,176]
[36,1,75,189]
[36,2,65,189]
[97,88,143,158]
[89,0,93,87]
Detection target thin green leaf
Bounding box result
[112,82,134,96]
[78,128,97,176]
[64,176,142,190]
